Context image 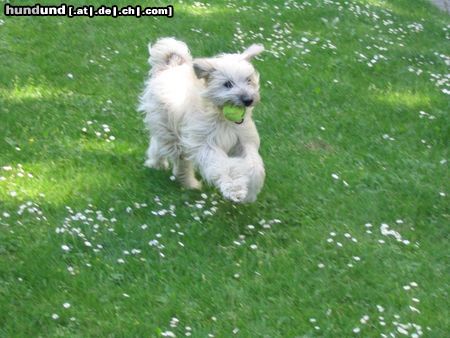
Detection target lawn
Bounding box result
[0,0,449,336]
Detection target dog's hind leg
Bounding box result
[172,157,202,190]
[144,137,169,170]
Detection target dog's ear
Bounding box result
[193,58,215,79]
[242,44,264,61]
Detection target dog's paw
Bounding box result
[241,192,257,203]
[184,178,203,190]
[144,157,169,170]
[220,177,249,203]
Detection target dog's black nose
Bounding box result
[242,98,253,107]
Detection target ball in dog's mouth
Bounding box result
[222,104,245,124]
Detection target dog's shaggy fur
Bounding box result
[139,37,265,203]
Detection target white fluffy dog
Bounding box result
[139,37,265,203]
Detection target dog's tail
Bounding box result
[147,37,192,74]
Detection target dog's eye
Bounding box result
[224,81,234,88]
[247,78,252,84]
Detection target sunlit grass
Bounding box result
[177,3,231,16]
[375,90,431,108]
[0,83,67,101]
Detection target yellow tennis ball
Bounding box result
[223,105,245,123]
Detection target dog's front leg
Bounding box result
[241,143,265,202]
[237,120,265,202]
[196,146,249,203]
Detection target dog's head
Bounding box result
[193,44,264,114]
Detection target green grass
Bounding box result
[0,0,449,336]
